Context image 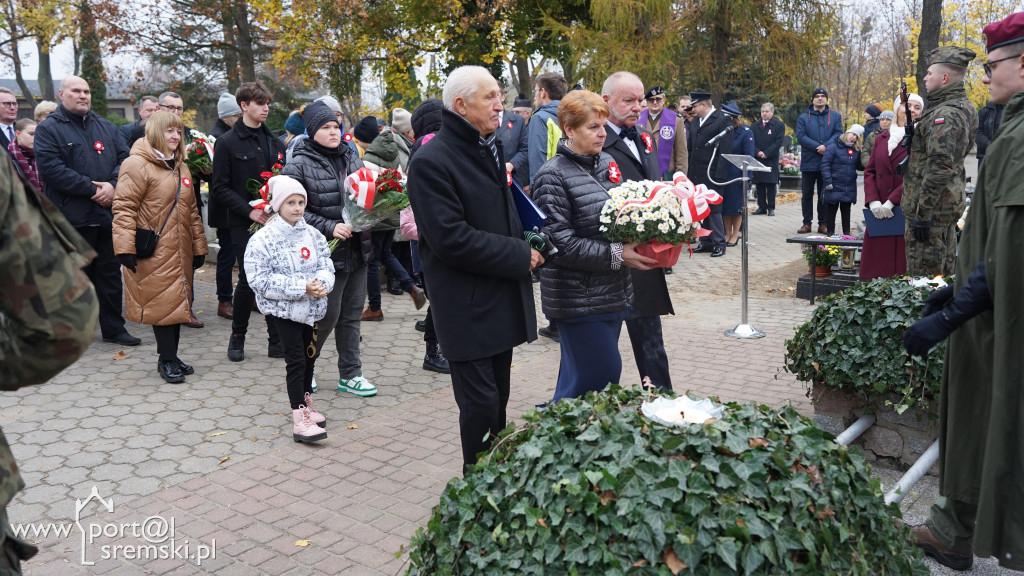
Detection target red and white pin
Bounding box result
[300,247,311,259]
[608,161,621,183]
[94,141,104,155]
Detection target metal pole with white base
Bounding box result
[720,154,770,340]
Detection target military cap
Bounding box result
[983,12,1024,51]
[927,46,976,68]
[689,91,712,104]
[721,100,742,118]
[645,86,665,100]
[513,93,531,108]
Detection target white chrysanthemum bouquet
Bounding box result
[600,172,721,248]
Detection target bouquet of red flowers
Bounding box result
[246,163,284,234]
[184,129,216,176]
[342,167,411,232]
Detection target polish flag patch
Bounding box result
[934,118,945,124]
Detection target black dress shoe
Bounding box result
[174,359,194,375]
[663,267,673,275]
[692,244,712,254]
[751,209,767,215]
[711,247,726,257]
[415,320,427,332]
[103,332,141,346]
[157,360,185,383]
[767,209,775,216]
[725,241,738,247]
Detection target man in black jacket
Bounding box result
[34,76,140,346]
[210,81,286,362]
[207,92,244,320]
[751,102,786,216]
[406,66,542,472]
[118,95,157,151]
[976,100,1004,165]
[600,71,675,392]
[687,91,733,256]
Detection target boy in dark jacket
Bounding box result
[209,81,287,362]
[821,124,864,236]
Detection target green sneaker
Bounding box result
[338,374,377,397]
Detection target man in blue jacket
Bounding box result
[528,73,568,184]
[796,88,843,233]
[35,76,139,346]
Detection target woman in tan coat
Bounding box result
[113,111,208,383]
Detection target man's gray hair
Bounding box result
[139,95,157,106]
[601,71,642,97]
[443,66,492,111]
[0,87,15,97]
[761,102,775,112]
[158,91,181,104]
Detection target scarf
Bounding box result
[7,140,41,191]
[888,126,905,156]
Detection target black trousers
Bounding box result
[215,227,235,303]
[800,171,825,226]
[825,202,852,235]
[625,315,672,391]
[272,316,318,410]
[77,224,127,338]
[230,225,278,345]
[448,349,513,471]
[152,324,181,362]
[420,270,437,347]
[755,182,777,211]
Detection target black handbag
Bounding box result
[135,171,183,258]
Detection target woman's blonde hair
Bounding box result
[145,110,186,158]
[34,100,57,123]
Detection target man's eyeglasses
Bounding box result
[0,102,18,108]
[647,97,665,103]
[983,54,1019,77]
[160,104,184,112]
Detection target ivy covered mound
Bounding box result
[784,276,944,414]
[405,387,926,575]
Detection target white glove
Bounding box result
[880,200,895,218]
[869,201,885,219]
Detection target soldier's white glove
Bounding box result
[869,201,886,219]
[880,200,895,218]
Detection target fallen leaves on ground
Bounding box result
[112,351,129,360]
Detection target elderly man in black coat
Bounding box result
[751,102,786,216]
[600,71,675,392]
[406,66,543,471]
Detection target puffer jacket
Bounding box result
[244,215,335,327]
[532,142,632,320]
[281,138,369,272]
[112,138,208,326]
[821,134,859,204]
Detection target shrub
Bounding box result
[405,387,926,575]
[784,276,944,414]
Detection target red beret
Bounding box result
[984,12,1024,51]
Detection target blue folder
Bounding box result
[511,179,547,231]
[862,206,905,237]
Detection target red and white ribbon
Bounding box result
[614,172,722,225]
[249,181,272,213]
[345,167,378,210]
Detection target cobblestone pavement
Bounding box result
[6,179,1008,575]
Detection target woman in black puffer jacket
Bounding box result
[281,100,379,397]
[533,90,656,402]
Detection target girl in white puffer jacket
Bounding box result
[245,175,335,443]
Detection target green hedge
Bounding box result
[405,387,926,575]
[784,276,944,414]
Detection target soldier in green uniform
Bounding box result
[902,13,1024,571]
[902,46,980,277]
[0,150,99,572]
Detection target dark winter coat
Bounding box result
[498,110,529,188]
[750,116,785,184]
[209,118,233,139]
[602,121,673,317]
[209,121,286,229]
[280,138,369,273]
[406,109,536,362]
[716,125,757,215]
[976,101,1004,163]
[821,135,859,204]
[796,105,843,172]
[34,104,129,227]
[533,142,632,320]
[859,130,907,280]
[687,109,733,212]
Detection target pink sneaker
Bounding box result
[292,406,327,443]
[304,392,326,428]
